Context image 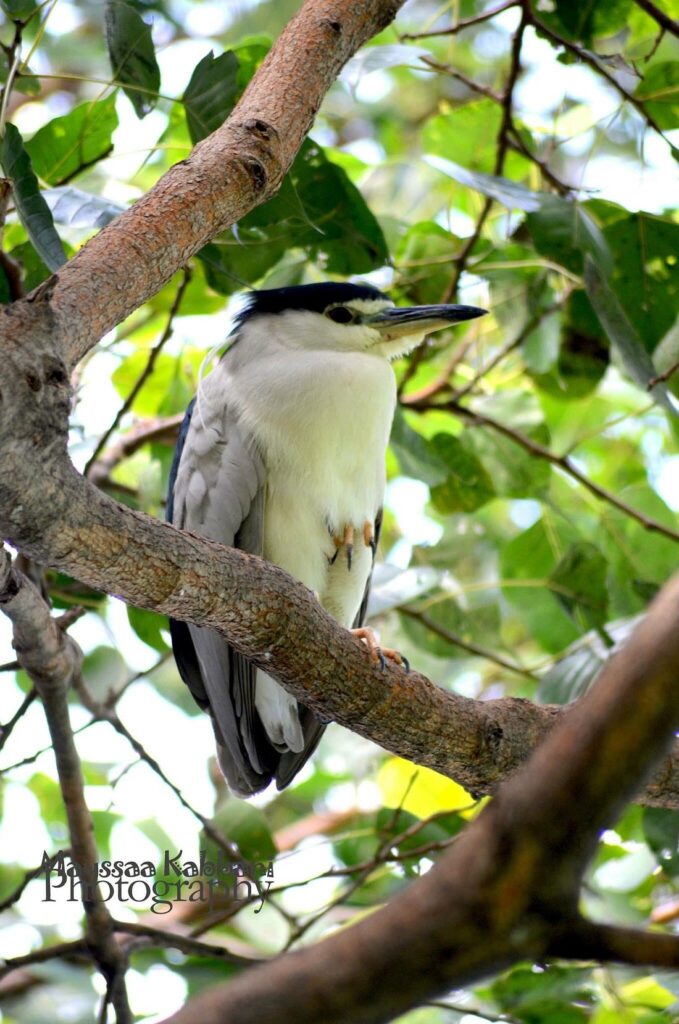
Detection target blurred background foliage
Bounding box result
[0,0,678,1021]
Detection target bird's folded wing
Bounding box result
[167,392,276,795]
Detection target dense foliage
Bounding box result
[0,0,678,1021]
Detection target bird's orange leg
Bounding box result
[350,626,409,672]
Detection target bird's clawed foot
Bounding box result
[350,627,410,672]
[330,520,375,569]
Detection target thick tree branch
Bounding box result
[160,574,679,1024]
[550,919,679,968]
[39,0,405,369]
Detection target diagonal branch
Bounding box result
[38,0,406,369]
[158,573,679,1024]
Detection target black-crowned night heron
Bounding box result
[168,282,486,796]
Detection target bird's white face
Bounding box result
[266,297,485,361]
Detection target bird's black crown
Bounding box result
[235,282,388,325]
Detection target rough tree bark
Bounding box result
[161,575,679,1024]
[1,0,678,1021]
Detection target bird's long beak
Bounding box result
[365,303,487,339]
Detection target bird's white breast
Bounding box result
[220,326,396,625]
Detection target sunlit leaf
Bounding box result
[25,94,118,185]
[635,62,679,130]
[378,757,477,819]
[127,606,169,652]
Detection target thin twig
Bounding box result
[74,676,243,863]
[529,11,668,139]
[84,269,191,477]
[648,358,679,390]
[442,4,528,303]
[87,414,184,488]
[0,939,88,980]
[401,0,519,40]
[400,606,538,679]
[113,920,262,965]
[448,292,569,401]
[0,848,70,912]
[0,686,36,751]
[408,398,679,544]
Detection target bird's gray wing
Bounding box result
[274,508,382,791]
[168,392,277,796]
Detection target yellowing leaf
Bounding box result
[619,976,676,1010]
[377,757,478,819]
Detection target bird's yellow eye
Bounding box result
[326,306,356,324]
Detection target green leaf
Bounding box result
[463,422,551,499]
[643,808,679,879]
[127,605,169,652]
[0,0,37,17]
[603,212,679,354]
[390,408,449,486]
[491,964,594,1021]
[429,433,496,513]
[501,518,581,653]
[28,772,67,832]
[183,50,239,144]
[0,123,66,272]
[9,240,51,291]
[636,62,679,130]
[428,160,613,280]
[25,94,118,186]
[400,595,501,656]
[424,100,529,175]
[198,139,388,292]
[105,0,160,118]
[112,348,200,416]
[548,542,609,631]
[532,292,609,400]
[396,221,460,305]
[526,197,612,276]
[597,484,679,615]
[211,801,276,863]
[536,0,633,45]
[584,256,676,414]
